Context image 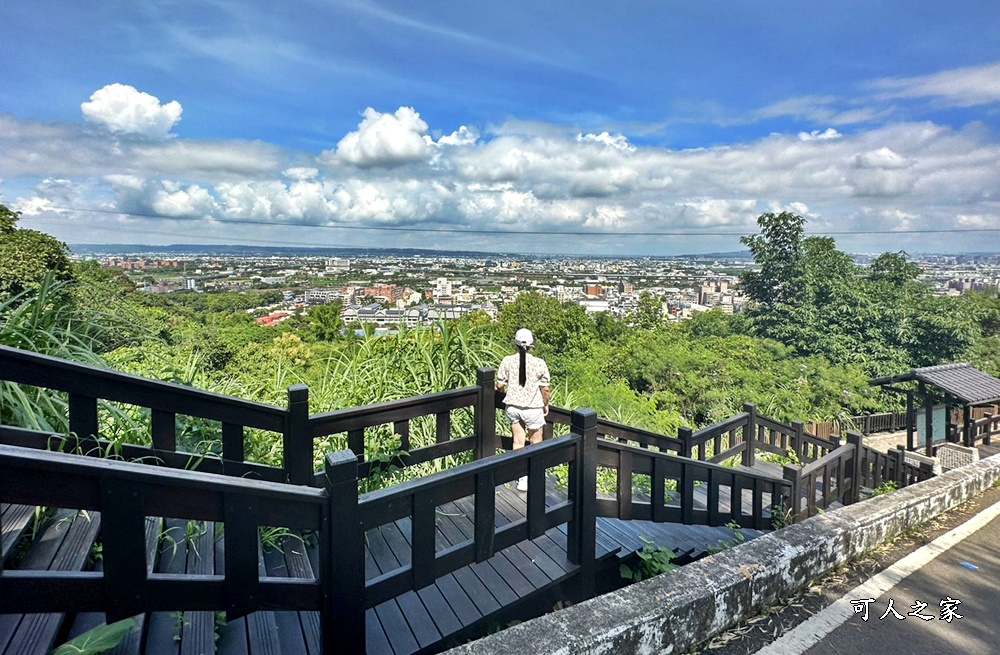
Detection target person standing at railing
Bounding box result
[496,328,551,492]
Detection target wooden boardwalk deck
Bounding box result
[0,475,767,655]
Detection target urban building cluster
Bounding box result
[81,248,1000,333]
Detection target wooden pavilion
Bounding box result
[869,363,1000,456]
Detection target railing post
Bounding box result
[679,426,694,459]
[743,403,757,468]
[782,466,802,523]
[322,451,364,655]
[476,368,498,460]
[846,432,864,504]
[284,385,314,486]
[568,408,597,601]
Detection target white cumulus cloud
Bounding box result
[81,84,182,138]
[853,147,912,169]
[798,128,841,141]
[332,106,435,167]
[577,132,636,152]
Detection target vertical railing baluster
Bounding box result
[68,393,99,453]
[412,489,436,589]
[151,410,176,452]
[395,420,411,453]
[100,479,148,622]
[707,468,720,525]
[618,450,633,520]
[222,423,244,463]
[474,469,496,563]
[680,461,695,525]
[527,451,546,539]
[224,491,259,620]
[783,466,802,523]
[347,429,365,461]
[436,411,451,444]
[743,403,757,468]
[652,456,667,522]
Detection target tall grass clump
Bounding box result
[0,275,110,432]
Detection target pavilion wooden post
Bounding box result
[906,390,915,452]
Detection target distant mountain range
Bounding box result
[69,243,756,260]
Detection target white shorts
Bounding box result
[505,406,546,430]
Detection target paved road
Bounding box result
[755,499,1000,655]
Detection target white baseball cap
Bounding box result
[514,328,534,348]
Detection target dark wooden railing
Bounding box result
[0,345,943,654]
[964,412,999,447]
[0,443,355,652]
[358,413,595,609]
[856,440,934,490]
[0,346,503,488]
[593,438,786,530]
[533,405,685,454]
[846,411,908,435]
[782,434,860,522]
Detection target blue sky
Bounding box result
[2,1,999,255]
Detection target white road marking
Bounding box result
[752,497,1000,655]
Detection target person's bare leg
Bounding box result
[512,422,527,450]
[526,426,544,446]
[512,421,529,490]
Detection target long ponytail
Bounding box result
[518,347,527,386]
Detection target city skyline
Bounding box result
[2,2,1000,255]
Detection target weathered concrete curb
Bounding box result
[441,453,1000,655]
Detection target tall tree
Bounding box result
[0,203,73,297]
[739,211,806,307]
[635,291,664,329]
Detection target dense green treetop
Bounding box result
[0,203,73,296]
[739,211,978,376]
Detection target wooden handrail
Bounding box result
[309,387,478,436]
[0,345,287,432]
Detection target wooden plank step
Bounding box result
[144,517,187,655]
[61,516,163,655]
[0,504,34,564]
[0,508,102,655]
[243,540,284,655]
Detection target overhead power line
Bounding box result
[21,205,1000,237]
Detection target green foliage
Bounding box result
[0,203,74,297]
[706,521,747,554]
[306,302,344,341]
[495,291,596,353]
[739,212,976,376]
[871,480,899,496]
[739,211,807,307]
[635,291,664,329]
[619,537,678,582]
[51,619,134,655]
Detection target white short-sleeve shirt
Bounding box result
[497,353,551,408]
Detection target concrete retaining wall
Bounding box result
[442,453,1000,655]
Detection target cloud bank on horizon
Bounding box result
[1,1,999,255]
